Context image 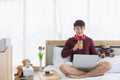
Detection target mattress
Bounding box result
[43,65,120,80]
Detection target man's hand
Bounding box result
[73,43,79,51]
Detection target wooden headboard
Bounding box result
[45,40,120,66]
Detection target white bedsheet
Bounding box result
[44,65,120,80]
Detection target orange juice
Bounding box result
[78,40,83,49]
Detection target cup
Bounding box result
[78,40,83,49]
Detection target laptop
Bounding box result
[72,54,99,70]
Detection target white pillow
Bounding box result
[53,47,70,69]
[99,56,120,73]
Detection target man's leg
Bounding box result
[60,64,86,76]
[67,61,111,78]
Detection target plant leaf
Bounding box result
[38,52,43,60]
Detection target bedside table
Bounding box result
[38,70,62,80]
[14,66,40,80]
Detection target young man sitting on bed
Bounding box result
[60,20,111,78]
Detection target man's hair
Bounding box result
[73,20,85,27]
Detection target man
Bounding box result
[60,20,111,78]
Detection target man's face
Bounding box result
[74,26,85,36]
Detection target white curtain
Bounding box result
[0,0,24,68]
[54,0,88,39]
[25,0,54,66]
[89,0,120,40]
[1,0,120,68]
[55,0,120,40]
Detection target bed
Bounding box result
[44,40,120,80]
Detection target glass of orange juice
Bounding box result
[78,40,83,49]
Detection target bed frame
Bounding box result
[45,40,120,66]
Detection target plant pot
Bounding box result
[39,60,43,71]
[39,60,42,67]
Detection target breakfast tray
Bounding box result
[38,70,62,80]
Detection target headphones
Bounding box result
[74,34,86,41]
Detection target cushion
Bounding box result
[53,47,70,69]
